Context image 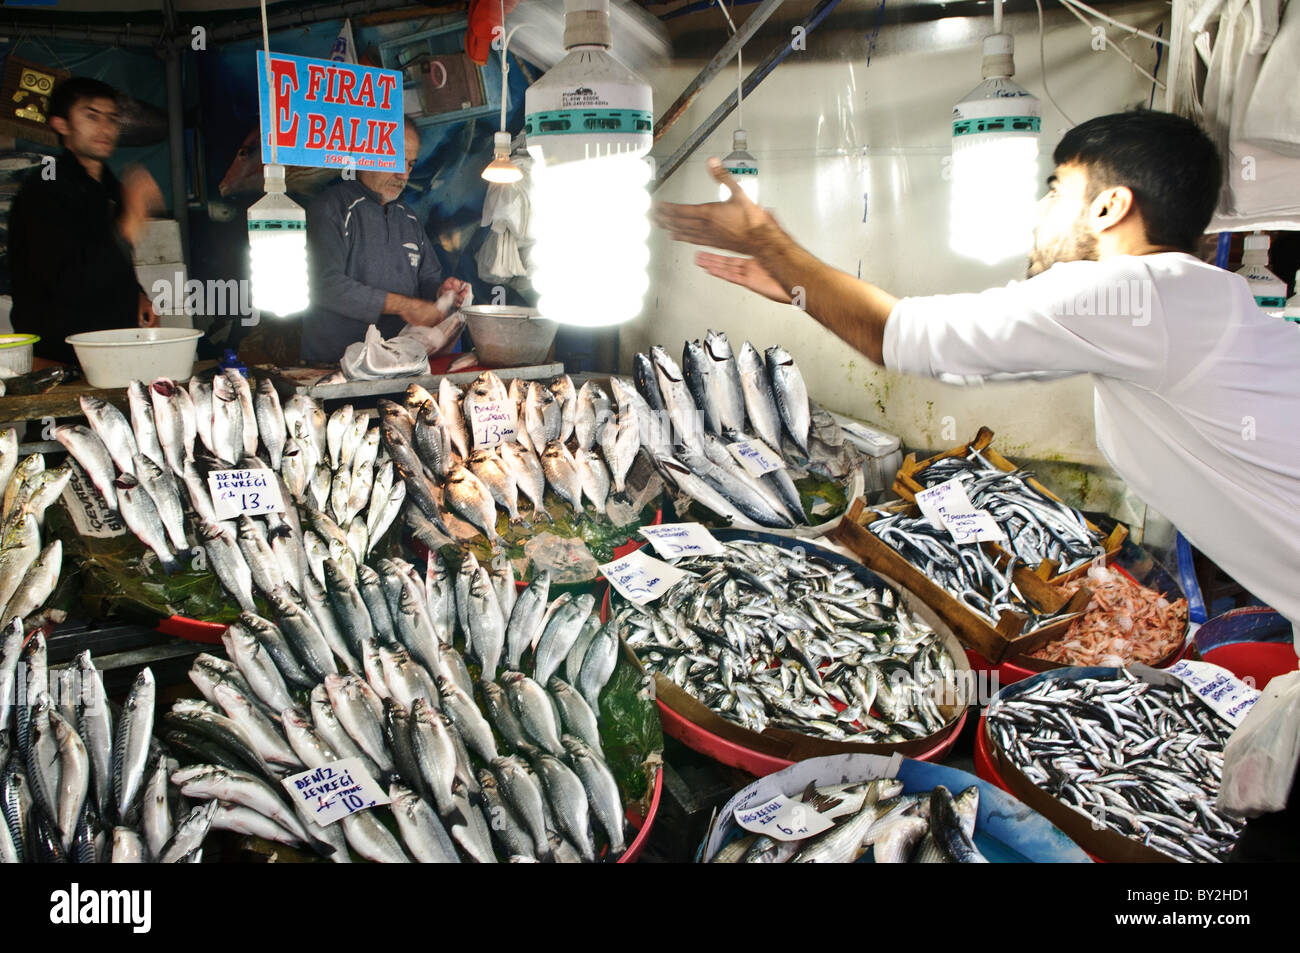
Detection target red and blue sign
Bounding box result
[256,51,405,172]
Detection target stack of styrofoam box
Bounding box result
[133,219,194,329]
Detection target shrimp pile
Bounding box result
[1027,564,1188,667]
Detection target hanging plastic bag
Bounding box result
[1218,669,1300,817]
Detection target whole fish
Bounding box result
[134,453,188,550]
[523,381,561,451]
[224,369,259,456]
[352,426,380,479]
[111,825,146,863]
[281,706,341,769]
[142,755,173,859]
[633,352,666,413]
[466,566,506,681]
[223,622,296,714]
[534,593,595,687]
[339,415,368,474]
[409,699,459,818]
[502,671,564,758]
[2,453,42,523]
[74,651,114,822]
[562,734,625,856]
[549,374,577,443]
[48,710,89,852]
[480,681,531,751]
[323,558,376,657]
[566,614,602,686]
[491,755,552,860]
[532,752,596,862]
[254,379,287,469]
[2,539,61,622]
[488,552,517,622]
[499,442,548,521]
[325,675,394,775]
[380,643,434,712]
[158,799,219,863]
[199,520,256,612]
[540,441,583,513]
[325,404,354,472]
[468,449,521,524]
[413,405,452,481]
[129,381,167,471]
[309,464,331,512]
[210,373,245,466]
[284,395,327,458]
[80,394,139,476]
[308,685,381,780]
[650,345,703,452]
[655,455,760,530]
[675,446,792,528]
[701,432,795,527]
[444,465,501,545]
[54,425,118,511]
[682,338,715,431]
[574,381,613,452]
[266,587,340,682]
[437,676,498,764]
[578,620,619,712]
[550,678,604,756]
[213,682,302,770]
[600,400,641,496]
[188,378,215,457]
[210,802,308,849]
[792,779,900,863]
[112,668,156,827]
[0,619,24,737]
[575,449,611,516]
[448,779,496,863]
[149,379,191,476]
[175,381,198,457]
[437,380,470,460]
[478,769,539,860]
[390,782,460,863]
[20,466,71,529]
[736,341,784,451]
[765,346,811,455]
[704,330,747,433]
[378,398,415,445]
[116,475,182,573]
[183,459,218,523]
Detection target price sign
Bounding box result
[727,438,785,476]
[733,793,834,841]
[916,477,1004,544]
[638,522,723,559]
[599,549,690,607]
[281,758,390,826]
[466,397,517,451]
[207,468,286,520]
[1164,660,1260,726]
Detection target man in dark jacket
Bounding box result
[300,121,470,364]
[9,77,161,364]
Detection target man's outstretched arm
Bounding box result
[654,158,897,365]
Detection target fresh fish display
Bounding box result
[765,346,811,455]
[621,539,958,741]
[906,451,1106,573]
[986,671,1242,862]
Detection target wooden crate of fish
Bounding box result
[892,427,1127,585]
[982,667,1243,863]
[832,499,1093,663]
[611,531,972,773]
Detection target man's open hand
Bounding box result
[695,252,791,303]
[653,158,774,255]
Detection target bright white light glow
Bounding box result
[529,153,651,327]
[483,156,524,183]
[949,134,1039,264]
[249,229,310,316]
[719,174,759,203]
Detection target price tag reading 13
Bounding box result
[207,468,286,520]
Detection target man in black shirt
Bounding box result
[9,77,161,364]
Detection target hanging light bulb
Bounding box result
[524,0,653,327]
[949,31,1041,264]
[483,131,524,183]
[719,128,759,202]
[249,0,309,316]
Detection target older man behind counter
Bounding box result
[301,120,470,364]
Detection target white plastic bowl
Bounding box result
[66,327,204,388]
[0,334,38,375]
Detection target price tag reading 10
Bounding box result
[207,468,286,520]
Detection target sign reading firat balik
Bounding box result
[257,51,404,171]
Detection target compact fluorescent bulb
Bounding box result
[248,164,310,316]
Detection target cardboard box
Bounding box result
[893,426,1127,584]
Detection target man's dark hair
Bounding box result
[49,76,119,123]
[1054,110,1222,252]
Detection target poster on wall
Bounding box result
[256,51,404,172]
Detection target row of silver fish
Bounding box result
[0,630,210,863]
[162,548,629,862]
[621,539,957,741]
[986,671,1241,862]
[908,451,1106,572]
[0,432,65,627]
[712,780,986,863]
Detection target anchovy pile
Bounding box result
[909,451,1106,572]
[986,672,1242,862]
[390,371,640,549]
[713,780,986,863]
[162,550,631,863]
[0,430,64,626]
[622,540,957,741]
[0,628,209,863]
[637,334,856,530]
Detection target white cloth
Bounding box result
[338,311,467,380]
[884,252,1300,643]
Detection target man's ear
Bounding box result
[49,115,69,138]
[1089,185,1135,234]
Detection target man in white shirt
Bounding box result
[655,110,1300,858]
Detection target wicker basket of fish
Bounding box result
[700,753,1091,863]
[630,334,863,539]
[834,499,1092,664]
[893,427,1126,584]
[983,666,1245,862]
[610,530,971,775]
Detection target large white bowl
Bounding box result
[66,327,204,388]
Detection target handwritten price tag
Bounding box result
[727,438,785,476]
[599,548,690,607]
[281,757,390,826]
[1165,660,1260,726]
[916,477,1004,544]
[466,396,517,451]
[638,522,723,558]
[733,793,834,842]
[207,468,285,520]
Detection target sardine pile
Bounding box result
[0,629,206,863]
[162,549,632,863]
[622,540,958,741]
[986,672,1242,862]
[0,430,65,627]
[713,780,987,863]
[636,334,856,530]
[909,451,1106,573]
[388,371,639,549]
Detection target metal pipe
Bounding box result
[652,0,786,144]
[652,0,844,192]
[165,45,189,263]
[0,21,162,47]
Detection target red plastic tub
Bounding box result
[617,764,662,863]
[1194,606,1297,690]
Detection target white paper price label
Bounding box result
[466,397,517,450]
[916,477,1005,544]
[207,468,285,520]
[1164,660,1260,726]
[638,522,723,559]
[727,438,785,476]
[599,548,690,606]
[733,793,834,842]
[281,758,391,826]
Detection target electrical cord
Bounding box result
[1035,0,1077,125]
[1059,0,1167,89]
[714,0,743,127]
